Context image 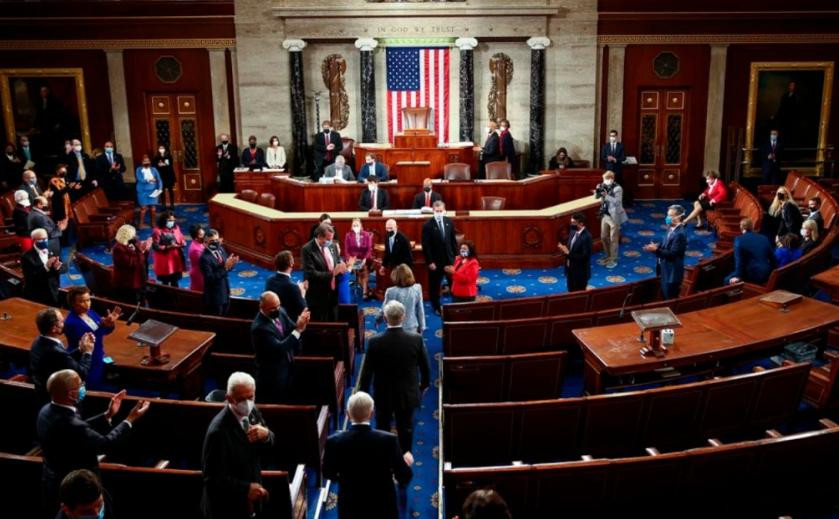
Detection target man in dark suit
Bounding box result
[201,372,275,519]
[381,219,413,273]
[412,178,443,209]
[422,201,458,313]
[241,135,266,170]
[301,223,346,322]
[37,369,149,517]
[644,204,687,300]
[600,129,626,186]
[725,217,775,285]
[22,228,64,306]
[93,141,126,201]
[360,300,430,454]
[357,153,389,183]
[66,139,96,197]
[56,469,115,519]
[498,119,517,178]
[216,133,239,193]
[760,129,783,185]
[251,291,310,403]
[478,121,501,179]
[359,176,390,211]
[27,196,63,257]
[807,196,825,237]
[20,168,48,205]
[29,308,93,397]
[264,250,308,321]
[323,392,413,519]
[313,120,343,180]
[200,229,240,316]
[557,212,592,292]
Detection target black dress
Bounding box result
[154,152,176,189]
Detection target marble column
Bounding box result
[355,38,378,143]
[527,37,550,174]
[105,50,133,171]
[208,49,232,144]
[704,44,729,176]
[283,39,308,177]
[455,37,478,143]
[605,44,626,156]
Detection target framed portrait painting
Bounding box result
[745,61,834,176]
[0,68,91,157]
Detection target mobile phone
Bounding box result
[103,356,114,364]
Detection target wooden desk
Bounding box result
[573,293,839,394]
[208,193,601,270]
[0,298,215,398]
[233,168,288,194]
[811,265,839,304]
[355,143,476,180]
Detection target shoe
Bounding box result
[606,261,618,269]
[596,258,608,265]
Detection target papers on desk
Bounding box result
[383,209,427,217]
[439,141,474,148]
[474,179,514,183]
[623,156,638,165]
[357,143,393,149]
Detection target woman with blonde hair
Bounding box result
[800,218,820,255]
[343,217,374,299]
[382,263,425,334]
[111,224,151,304]
[768,186,803,237]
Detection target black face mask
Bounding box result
[249,142,256,148]
[221,140,229,145]
[423,187,431,193]
[777,194,785,200]
[323,129,330,134]
[207,241,220,250]
[386,231,395,238]
[267,308,280,320]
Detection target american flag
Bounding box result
[386,47,450,144]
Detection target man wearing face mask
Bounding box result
[65,139,95,197]
[200,228,239,316]
[600,129,626,188]
[29,309,93,398]
[18,134,37,170]
[412,177,443,209]
[93,141,126,201]
[497,119,517,178]
[241,135,266,170]
[422,201,458,313]
[478,121,501,179]
[357,152,389,183]
[595,171,627,269]
[557,213,592,292]
[37,369,149,518]
[22,228,65,306]
[20,168,50,205]
[56,469,114,519]
[313,120,343,180]
[359,176,390,211]
[251,291,311,403]
[265,250,308,322]
[202,372,274,519]
[216,133,239,193]
[644,204,687,300]
[807,196,824,237]
[27,196,64,257]
[381,219,413,274]
[301,223,347,321]
[761,129,784,185]
[323,154,355,182]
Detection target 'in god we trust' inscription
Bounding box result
[377,25,457,35]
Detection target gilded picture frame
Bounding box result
[745,61,834,176]
[0,68,92,154]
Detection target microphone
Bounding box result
[618,288,634,319]
[125,302,141,326]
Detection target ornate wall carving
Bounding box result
[321,54,349,130]
[488,53,513,122]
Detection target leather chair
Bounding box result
[340,137,356,171]
[485,161,512,180]
[403,106,431,130]
[444,163,471,181]
[257,193,276,209]
[237,189,259,203]
[481,196,506,210]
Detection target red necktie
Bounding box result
[325,133,332,161]
[425,193,431,207]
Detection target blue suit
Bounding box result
[264,273,307,322]
[357,161,389,182]
[600,142,626,184]
[725,231,774,285]
[251,310,301,403]
[64,310,114,390]
[654,224,686,299]
[134,166,162,206]
[200,246,231,315]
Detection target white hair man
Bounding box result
[323,154,355,182]
[323,391,413,518]
[21,227,63,306]
[201,372,274,519]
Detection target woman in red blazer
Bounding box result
[445,240,481,302]
[343,217,375,298]
[111,224,150,304]
[684,170,729,229]
[151,211,187,287]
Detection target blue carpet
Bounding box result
[59,200,717,519]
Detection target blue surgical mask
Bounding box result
[460,250,469,258]
[105,147,113,153]
[165,221,175,229]
[35,240,49,250]
[79,501,105,519]
[665,216,673,226]
[323,240,333,248]
[75,385,86,404]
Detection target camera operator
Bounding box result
[594,171,627,269]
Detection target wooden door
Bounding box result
[147,93,203,203]
[635,90,688,199]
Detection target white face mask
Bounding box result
[233,398,255,417]
[604,179,614,186]
[368,184,376,192]
[352,225,361,233]
[73,145,82,152]
[609,136,617,143]
[435,211,445,219]
[801,228,810,238]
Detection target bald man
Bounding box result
[381,219,413,273]
[251,291,310,403]
[37,369,149,517]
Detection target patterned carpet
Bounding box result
[58,200,718,519]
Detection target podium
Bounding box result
[129,318,177,366]
[631,308,682,358]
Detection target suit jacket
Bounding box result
[200,247,231,307]
[360,327,430,411]
[760,139,783,177]
[21,247,62,306]
[65,151,95,189]
[655,224,687,285]
[241,147,266,169]
[323,163,355,181]
[808,209,825,237]
[322,423,413,519]
[13,205,29,237]
[357,161,389,182]
[498,130,516,165]
[251,310,301,403]
[313,131,343,168]
[359,187,390,211]
[20,181,44,205]
[480,132,501,163]
[29,335,92,396]
[94,152,126,187]
[731,231,774,284]
[595,183,628,225]
[301,238,341,309]
[201,405,275,519]
[383,231,413,269]
[36,402,131,489]
[264,273,307,322]
[777,201,803,237]
[421,216,457,267]
[412,190,443,209]
[27,208,61,256]
[216,144,240,172]
[565,227,592,284]
[600,142,626,175]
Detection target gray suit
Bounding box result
[323,163,355,182]
[382,284,426,333]
[27,207,62,256]
[596,182,627,263]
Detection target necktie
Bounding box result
[214,250,223,264]
[24,148,30,161]
[372,189,378,210]
[437,218,445,238]
[107,152,113,165]
[273,318,284,336]
[389,236,394,252]
[611,143,615,154]
[242,416,250,432]
[325,133,332,161]
[76,153,86,180]
[569,231,578,251]
[425,193,431,207]
[321,245,335,289]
